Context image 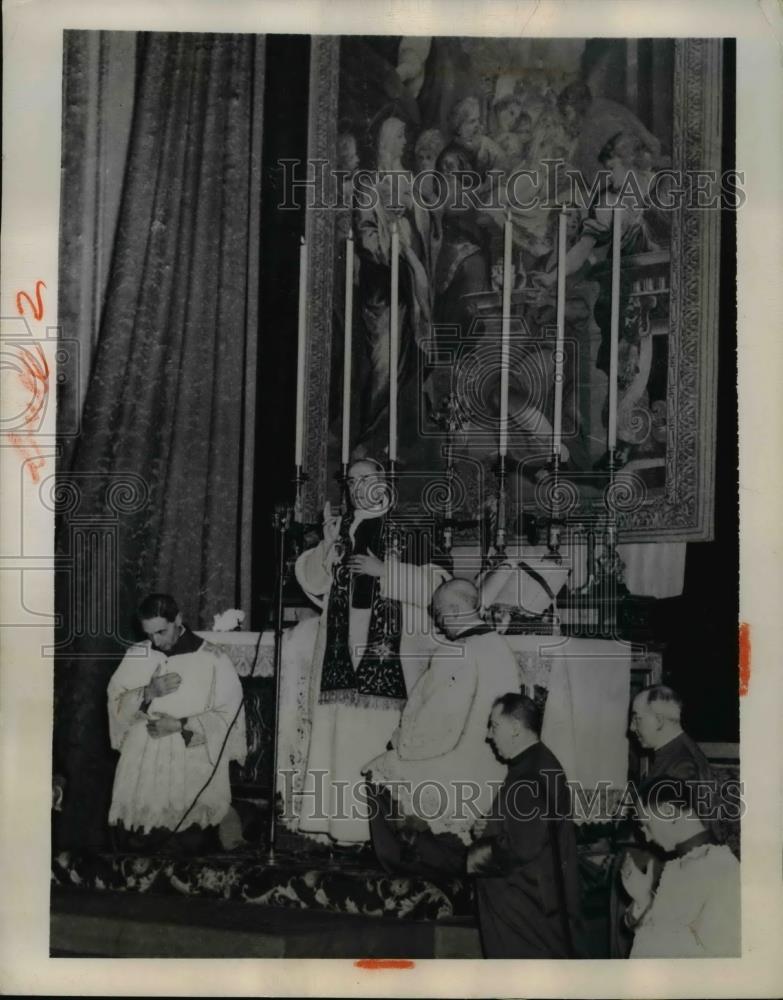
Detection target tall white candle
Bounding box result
[341,230,355,465]
[553,208,567,458]
[389,221,400,462]
[608,207,621,451]
[294,235,308,467]
[499,212,513,457]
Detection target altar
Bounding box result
[190,626,662,824]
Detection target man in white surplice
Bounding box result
[107,593,246,851]
[364,579,522,849]
[294,460,450,844]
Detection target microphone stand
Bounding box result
[266,467,307,865]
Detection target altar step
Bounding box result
[50,887,482,959]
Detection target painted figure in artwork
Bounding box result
[354,115,434,456]
[536,129,670,469]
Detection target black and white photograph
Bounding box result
[1,0,782,995]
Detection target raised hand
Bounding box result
[322,501,341,547]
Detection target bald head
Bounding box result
[432,579,482,639]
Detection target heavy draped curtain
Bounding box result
[55,32,264,847]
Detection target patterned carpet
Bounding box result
[51,848,476,922]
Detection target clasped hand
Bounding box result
[621,853,655,906]
[466,841,493,875]
[349,547,383,577]
[471,816,489,840]
[321,503,383,576]
[144,670,181,701]
[146,713,182,739]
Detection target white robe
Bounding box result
[294,514,449,843]
[631,843,740,957]
[107,640,246,833]
[365,629,522,842]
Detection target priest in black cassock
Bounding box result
[467,693,585,958]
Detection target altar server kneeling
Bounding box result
[107,593,246,853]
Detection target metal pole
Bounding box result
[266,503,290,864]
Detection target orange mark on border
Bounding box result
[739,622,751,697]
[16,279,46,321]
[8,342,49,483]
[8,282,49,482]
[354,959,415,970]
[16,343,50,426]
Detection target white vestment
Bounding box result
[364,628,522,843]
[294,512,449,844]
[107,639,246,833]
[631,843,740,957]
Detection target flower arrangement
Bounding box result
[212,608,246,632]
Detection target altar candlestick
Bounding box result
[341,230,355,465]
[499,211,513,457]
[608,207,621,451]
[295,235,308,468]
[389,221,400,463]
[553,207,567,460]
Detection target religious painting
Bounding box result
[300,37,723,542]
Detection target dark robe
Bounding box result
[365,783,469,880]
[643,731,716,789]
[471,741,585,958]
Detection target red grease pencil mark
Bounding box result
[354,959,415,970]
[16,279,46,321]
[738,622,751,697]
[15,343,50,427]
[8,284,49,482]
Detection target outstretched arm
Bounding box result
[380,558,451,609]
[295,505,342,604]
